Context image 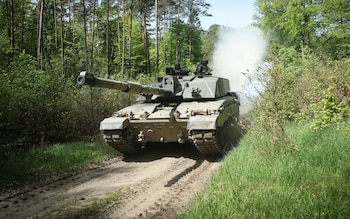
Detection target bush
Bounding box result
[0,53,132,152]
[310,87,349,129]
[251,48,350,135]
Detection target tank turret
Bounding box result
[77,70,231,100]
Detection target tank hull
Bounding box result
[101,95,240,157]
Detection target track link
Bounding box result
[103,130,142,155]
[191,130,222,156]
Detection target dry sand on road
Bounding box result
[0,144,221,219]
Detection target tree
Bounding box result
[105,0,110,77]
[81,0,89,71]
[121,0,126,77]
[140,0,152,74]
[9,0,15,59]
[255,0,350,57]
[59,0,65,75]
[183,0,211,62]
[155,0,159,71]
[128,0,134,78]
[202,24,220,62]
[37,0,44,69]
[90,0,97,73]
[318,0,350,58]
[159,20,203,70]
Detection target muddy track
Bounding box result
[0,143,221,219]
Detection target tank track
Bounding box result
[191,117,239,157]
[103,130,142,156]
[191,130,223,156]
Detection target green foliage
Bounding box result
[255,0,350,57]
[250,48,298,138]
[72,86,131,138]
[318,0,350,58]
[201,24,220,62]
[108,15,148,78]
[290,54,350,128]
[251,47,350,135]
[1,53,56,145]
[1,53,77,146]
[159,20,204,72]
[310,87,349,130]
[0,1,213,151]
[183,122,350,218]
[0,31,10,68]
[0,52,132,150]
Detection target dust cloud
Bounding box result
[210,26,267,115]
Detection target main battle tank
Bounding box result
[77,66,241,157]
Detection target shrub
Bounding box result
[0,53,132,152]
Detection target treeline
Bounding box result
[1,0,211,78]
[0,0,212,150]
[253,0,350,136]
[1,0,349,151]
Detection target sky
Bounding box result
[201,0,256,30]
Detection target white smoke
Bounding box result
[211,26,267,92]
[211,26,268,115]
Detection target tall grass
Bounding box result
[183,122,350,218]
[0,141,117,192]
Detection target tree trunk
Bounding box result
[37,0,44,70]
[60,0,65,75]
[176,3,180,63]
[90,0,97,74]
[82,0,88,71]
[189,25,192,62]
[155,0,159,71]
[128,0,133,78]
[116,1,121,73]
[70,0,77,47]
[10,0,14,58]
[121,0,126,78]
[53,0,58,52]
[141,0,150,74]
[188,0,194,62]
[20,0,25,51]
[162,7,166,66]
[106,0,110,78]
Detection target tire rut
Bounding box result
[108,158,220,219]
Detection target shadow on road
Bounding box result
[122,143,221,162]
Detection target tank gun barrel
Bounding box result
[77,71,173,97]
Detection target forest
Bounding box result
[0,0,212,149]
[0,0,349,151]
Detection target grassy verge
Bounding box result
[0,141,117,192]
[182,122,350,218]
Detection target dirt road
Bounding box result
[0,143,221,219]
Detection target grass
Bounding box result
[0,141,117,192]
[182,122,350,218]
[1,122,349,218]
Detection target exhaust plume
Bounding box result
[211,26,267,115]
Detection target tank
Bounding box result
[77,67,241,157]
